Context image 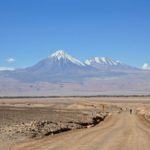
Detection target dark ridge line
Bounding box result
[0,95,150,99]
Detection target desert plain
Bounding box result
[0,96,150,150]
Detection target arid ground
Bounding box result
[0,97,150,150]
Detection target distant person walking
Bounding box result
[102,105,105,112]
[130,109,132,114]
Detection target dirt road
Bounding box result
[12,110,150,150]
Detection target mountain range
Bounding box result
[0,50,150,96]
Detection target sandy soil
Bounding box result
[0,97,149,150]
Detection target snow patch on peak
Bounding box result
[85,57,121,66]
[95,57,101,63]
[50,50,85,66]
[51,50,66,59]
[84,60,91,65]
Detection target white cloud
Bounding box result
[142,63,150,70]
[7,58,16,63]
[0,67,15,71]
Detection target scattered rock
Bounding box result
[0,112,107,140]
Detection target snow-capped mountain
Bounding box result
[0,50,139,83]
[3,50,95,82]
[0,50,150,96]
[25,50,89,73]
[85,57,121,66]
[84,57,136,72]
[50,50,85,66]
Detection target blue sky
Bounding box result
[0,0,150,69]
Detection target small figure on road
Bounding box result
[130,109,132,114]
[102,105,105,112]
